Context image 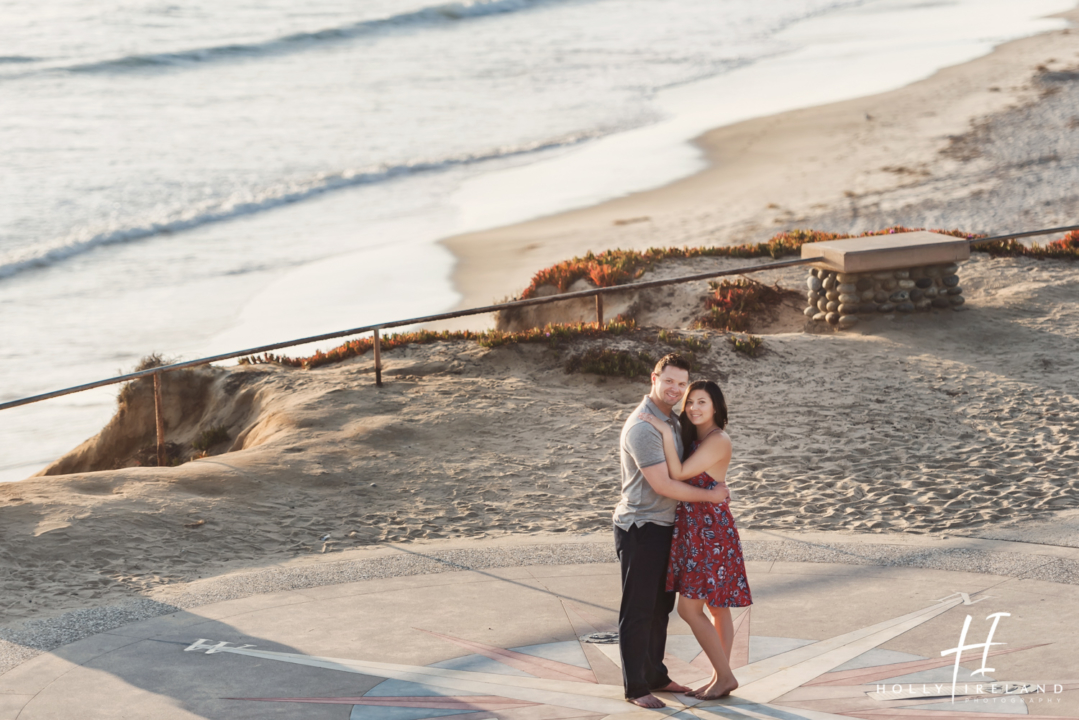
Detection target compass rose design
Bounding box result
[185,592,1076,720]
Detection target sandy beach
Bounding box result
[2,4,1079,650]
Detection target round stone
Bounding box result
[924,286,939,298]
[837,273,860,284]
[837,283,858,295]
[807,276,822,292]
[932,297,951,309]
[925,266,942,278]
[813,311,827,321]
[818,298,829,312]
[825,312,840,325]
[947,286,963,296]
[873,291,889,303]
[915,277,933,288]
[839,293,860,304]
[826,290,840,301]
[896,302,915,313]
[910,267,927,279]
[860,302,879,314]
[894,270,910,279]
[838,303,860,315]
[826,301,839,312]
[856,277,874,292]
[943,274,960,287]
[889,290,910,303]
[878,302,895,313]
[804,306,817,317]
[897,279,916,290]
[810,268,821,278]
[881,279,898,292]
[949,295,965,306]
[872,271,894,280]
[838,315,859,328]
[943,263,959,275]
[823,275,837,290]
[808,290,821,303]
[914,298,932,311]
[860,288,876,301]
[910,288,925,301]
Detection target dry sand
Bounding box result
[3,7,1079,635]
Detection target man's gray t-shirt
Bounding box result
[613,396,685,530]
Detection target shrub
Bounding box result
[192,425,230,452]
[697,279,793,332]
[729,335,764,357]
[565,348,654,377]
[657,329,710,353]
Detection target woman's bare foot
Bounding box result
[685,673,718,696]
[655,681,693,694]
[693,676,739,700]
[627,694,665,708]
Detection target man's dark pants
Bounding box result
[614,521,675,700]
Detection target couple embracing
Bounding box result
[613,353,752,708]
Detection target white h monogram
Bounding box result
[940,612,1010,701]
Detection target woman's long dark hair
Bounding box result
[679,380,728,456]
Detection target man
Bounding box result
[613,353,730,708]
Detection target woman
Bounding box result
[640,379,751,700]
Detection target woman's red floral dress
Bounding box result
[665,441,752,607]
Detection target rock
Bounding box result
[813,311,827,321]
[910,267,926,279]
[826,301,839,312]
[878,303,895,313]
[838,303,860,315]
[837,273,860,283]
[910,288,925,301]
[896,302,915,313]
[914,298,932,311]
[915,277,933,288]
[856,277,874,291]
[838,315,859,328]
[825,312,840,325]
[947,286,963,296]
[897,279,916,290]
[822,275,836,290]
[894,270,910,279]
[839,293,859,304]
[810,268,822,278]
[924,286,939,298]
[872,271,894,280]
[889,290,910,303]
[807,276,822,291]
[808,289,821,302]
[837,283,858,294]
[817,298,829,312]
[932,297,951,309]
[949,295,966,306]
[804,306,817,317]
[943,274,960,287]
[826,290,839,301]
[874,291,889,303]
[860,288,876,301]
[881,279,898,292]
[925,265,942,277]
[943,263,959,274]
[860,302,879,313]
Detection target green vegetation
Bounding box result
[656,329,710,353]
[192,424,230,452]
[565,348,654,378]
[240,319,637,370]
[729,334,764,357]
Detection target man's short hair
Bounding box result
[653,353,691,375]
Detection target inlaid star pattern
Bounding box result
[187,593,1078,720]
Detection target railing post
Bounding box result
[595,294,604,328]
[373,329,383,387]
[153,370,166,467]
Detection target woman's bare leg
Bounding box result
[708,606,735,661]
[677,596,738,699]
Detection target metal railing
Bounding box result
[1,224,1075,467]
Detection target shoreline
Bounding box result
[436,4,1079,330]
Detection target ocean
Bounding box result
[0,0,1071,481]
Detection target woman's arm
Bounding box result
[640,413,730,481]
